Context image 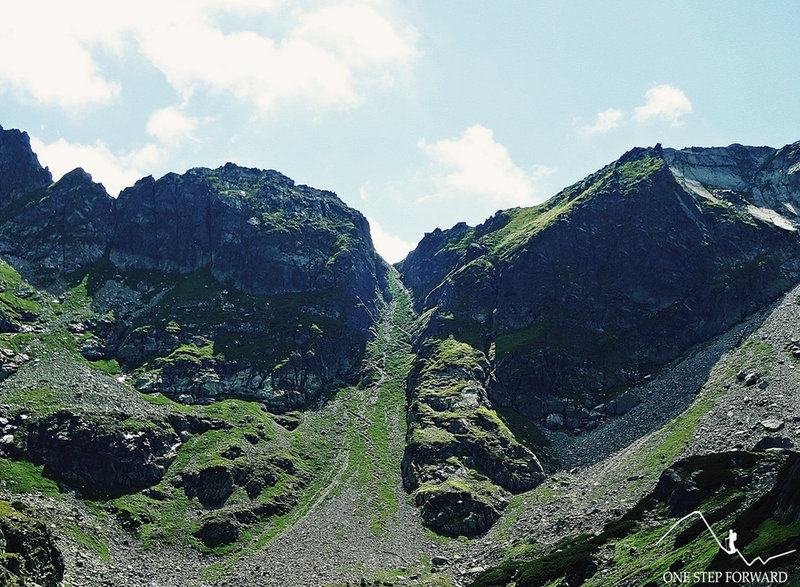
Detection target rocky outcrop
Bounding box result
[0,168,114,272]
[0,126,52,206]
[193,512,242,548]
[664,141,800,215]
[757,450,800,525]
[651,451,763,517]
[0,348,29,381]
[396,221,474,311]
[398,142,800,535]
[21,411,180,498]
[0,126,114,272]
[0,500,63,587]
[402,336,544,536]
[0,127,385,303]
[178,452,292,508]
[472,450,800,586]
[111,164,383,302]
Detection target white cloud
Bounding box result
[0,27,120,108]
[418,125,550,207]
[293,4,419,78]
[30,136,162,197]
[579,108,624,137]
[366,215,414,264]
[0,1,418,114]
[146,107,200,146]
[633,84,693,126]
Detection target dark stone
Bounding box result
[166,413,229,435]
[760,419,784,432]
[545,413,565,429]
[109,164,383,301]
[753,436,793,451]
[605,392,639,416]
[0,126,52,206]
[0,167,114,273]
[414,484,505,537]
[182,466,235,508]
[743,372,759,386]
[22,411,179,498]
[0,500,64,587]
[193,513,242,547]
[270,412,302,431]
[78,336,107,361]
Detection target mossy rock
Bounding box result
[0,500,64,587]
[414,477,508,537]
[193,511,242,548]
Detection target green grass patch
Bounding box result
[493,321,549,358]
[2,387,62,415]
[158,342,216,364]
[138,392,192,412]
[616,153,665,193]
[88,358,121,375]
[0,333,35,353]
[0,261,42,320]
[742,518,800,558]
[0,459,60,497]
[63,524,111,561]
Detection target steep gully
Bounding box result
[214,270,448,587]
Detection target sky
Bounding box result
[1,1,799,263]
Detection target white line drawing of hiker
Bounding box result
[723,529,738,555]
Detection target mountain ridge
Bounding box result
[0,124,798,585]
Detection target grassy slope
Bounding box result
[0,260,401,580]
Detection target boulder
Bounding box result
[545,413,565,429]
[193,512,242,547]
[760,419,785,432]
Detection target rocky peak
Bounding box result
[0,163,113,272]
[664,142,800,230]
[397,222,474,310]
[0,125,52,206]
[617,143,663,164]
[0,125,389,415]
[664,143,775,192]
[110,162,380,298]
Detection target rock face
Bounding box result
[0,125,52,204]
[398,141,800,534]
[22,412,180,498]
[397,221,474,312]
[0,125,387,412]
[111,164,381,300]
[0,168,114,272]
[399,143,800,424]
[0,500,64,587]
[768,450,800,525]
[401,336,544,536]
